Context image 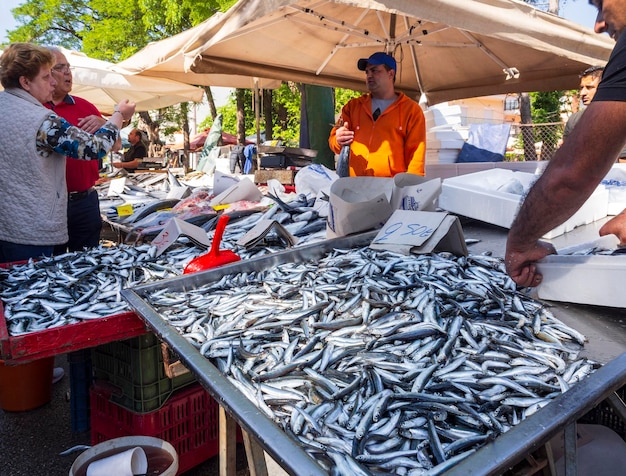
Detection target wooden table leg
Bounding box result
[219,407,270,476]
[242,430,269,476]
[219,406,237,476]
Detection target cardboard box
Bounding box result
[438,168,609,239]
[536,235,626,307]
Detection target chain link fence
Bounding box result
[505,122,565,162]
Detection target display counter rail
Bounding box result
[446,351,626,475]
[0,308,147,363]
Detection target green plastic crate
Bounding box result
[92,333,196,413]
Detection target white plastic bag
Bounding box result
[294,164,338,199]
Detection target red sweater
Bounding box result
[45,95,102,193]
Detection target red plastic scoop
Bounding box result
[183,214,240,274]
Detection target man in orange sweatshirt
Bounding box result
[328,52,426,177]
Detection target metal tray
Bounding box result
[122,232,377,475]
[122,231,626,475]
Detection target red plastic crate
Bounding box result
[90,381,219,474]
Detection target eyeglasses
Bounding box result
[52,63,71,73]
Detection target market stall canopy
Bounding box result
[35,47,204,114]
[115,14,281,90]
[180,0,614,105]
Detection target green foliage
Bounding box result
[5,0,228,59]
[334,88,363,115]
[271,83,301,146]
[218,89,255,136]
[198,83,304,146]
[530,90,564,123]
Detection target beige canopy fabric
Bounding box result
[180,0,613,105]
[115,14,281,90]
[55,47,204,114]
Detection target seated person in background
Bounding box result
[563,65,626,160]
[114,128,147,172]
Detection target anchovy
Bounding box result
[138,246,598,475]
[336,145,351,178]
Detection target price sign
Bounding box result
[116,203,134,216]
[372,210,446,247]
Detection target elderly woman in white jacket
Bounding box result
[0,42,135,262]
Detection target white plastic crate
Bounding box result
[536,235,626,307]
[438,169,608,239]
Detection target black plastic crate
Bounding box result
[259,155,286,168]
[578,384,626,441]
[68,349,93,432]
[91,333,196,413]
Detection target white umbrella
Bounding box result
[180,0,613,105]
[56,47,204,114]
[114,14,281,90]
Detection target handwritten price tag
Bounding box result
[372,210,446,247]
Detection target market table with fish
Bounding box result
[122,226,626,475]
[2,168,626,474]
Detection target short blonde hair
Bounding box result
[0,43,55,89]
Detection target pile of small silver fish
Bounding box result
[142,247,597,475]
[0,214,328,337]
[0,244,198,335]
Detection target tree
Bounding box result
[530,90,565,160]
[5,0,235,157]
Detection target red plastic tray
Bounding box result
[0,303,148,364]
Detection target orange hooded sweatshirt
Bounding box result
[328,92,426,177]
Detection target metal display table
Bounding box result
[121,228,626,475]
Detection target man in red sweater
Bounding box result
[45,47,109,254]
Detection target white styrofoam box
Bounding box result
[438,168,609,238]
[536,235,626,307]
[424,109,462,126]
[425,149,460,164]
[427,130,468,142]
[543,186,608,239]
[601,163,626,215]
[425,161,544,181]
[439,169,530,228]
[428,104,465,116]
[426,139,465,150]
[606,189,626,215]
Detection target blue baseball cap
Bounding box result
[357,52,396,72]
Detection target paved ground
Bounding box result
[0,354,249,475]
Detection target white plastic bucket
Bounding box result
[69,436,178,476]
